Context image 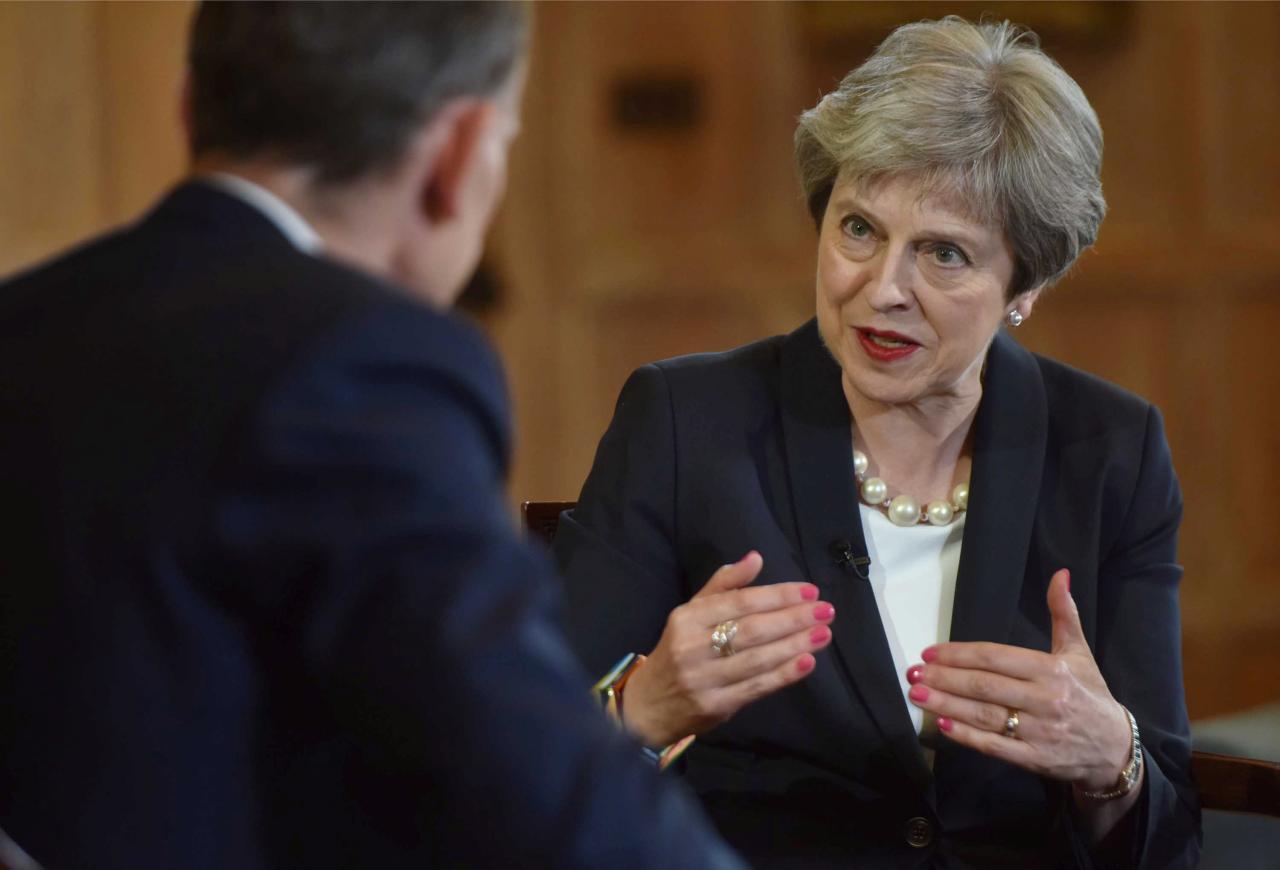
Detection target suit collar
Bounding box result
[932,330,1048,800]
[142,180,308,253]
[778,320,1048,789]
[196,173,324,254]
[948,329,1047,644]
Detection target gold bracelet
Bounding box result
[1078,706,1143,800]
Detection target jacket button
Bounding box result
[904,816,933,848]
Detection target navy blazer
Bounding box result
[555,319,1200,868]
[0,183,741,870]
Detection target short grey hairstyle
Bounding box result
[794,17,1106,298]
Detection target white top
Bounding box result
[198,172,324,254]
[859,504,964,756]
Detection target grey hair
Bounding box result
[794,17,1106,298]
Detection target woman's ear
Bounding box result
[1012,286,1044,322]
[422,99,494,224]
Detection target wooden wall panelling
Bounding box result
[1162,296,1236,720]
[0,2,190,277]
[488,6,567,503]
[497,1,816,502]
[1181,294,1280,717]
[1196,2,1280,245]
[1053,3,1205,254]
[96,1,190,224]
[0,2,106,276]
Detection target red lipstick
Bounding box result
[856,328,920,362]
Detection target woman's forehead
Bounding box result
[832,169,1000,230]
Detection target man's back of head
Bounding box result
[187,1,528,306]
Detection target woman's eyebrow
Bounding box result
[830,197,883,225]
[918,226,984,250]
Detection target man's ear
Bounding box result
[423,99,494,224]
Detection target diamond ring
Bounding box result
[710,620,739,657]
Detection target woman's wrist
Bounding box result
[595,653,645,723]
[593,653,694,767]
[612,657,673,748]
[1074,704,1143,798]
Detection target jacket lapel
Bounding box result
[948,331,1048,645]
[778,319,930,789]
[933,331,1049,811]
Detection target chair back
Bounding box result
[521,501,575,545]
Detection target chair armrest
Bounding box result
[1191,749,1280,817]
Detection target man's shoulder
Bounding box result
[0,192,509,479]
[3,189,500,400]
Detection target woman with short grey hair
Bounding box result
[556,17,1200,867]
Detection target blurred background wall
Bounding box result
[2,1,1277,722]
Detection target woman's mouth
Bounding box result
[856,328,920,362]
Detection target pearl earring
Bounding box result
[1006,310,1024,328]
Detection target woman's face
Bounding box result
[816,173,1034,409]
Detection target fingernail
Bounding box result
[796,654,816,674]
[906,665,923,685]
[908,685,929,703]
[1064,569,1071,594]
[800,584,818,601]
[810,625,831,645]
[922,646,938,663]
[938,717,953,733]
[813,603,835,622]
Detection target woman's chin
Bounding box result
[843,369,927,407]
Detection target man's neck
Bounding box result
[191,157,398,279]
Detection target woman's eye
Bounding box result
[930,244,968,267]
[842,215,872,239]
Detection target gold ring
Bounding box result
[710,620,739,657]
[1003,709,1020,739]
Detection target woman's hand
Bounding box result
[621,551,836,748]
[905,569,1134,794]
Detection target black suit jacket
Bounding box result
[555,319,1200,868]
[0,183,742,870]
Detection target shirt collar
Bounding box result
[197,172,324,254]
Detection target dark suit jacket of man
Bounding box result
[554,318,1201,868]
[0,183,742,870]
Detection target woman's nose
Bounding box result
[863,246,915,310]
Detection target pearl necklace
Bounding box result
[853,449,969,527]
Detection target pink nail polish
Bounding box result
[922,646,938,663]
[810,625,831,645]
[813,603,835,622]
[938,717,954,733]
[906,665,923,685]
[908,685,929,703]
[796,655,816,674]
[800,584,819,601]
